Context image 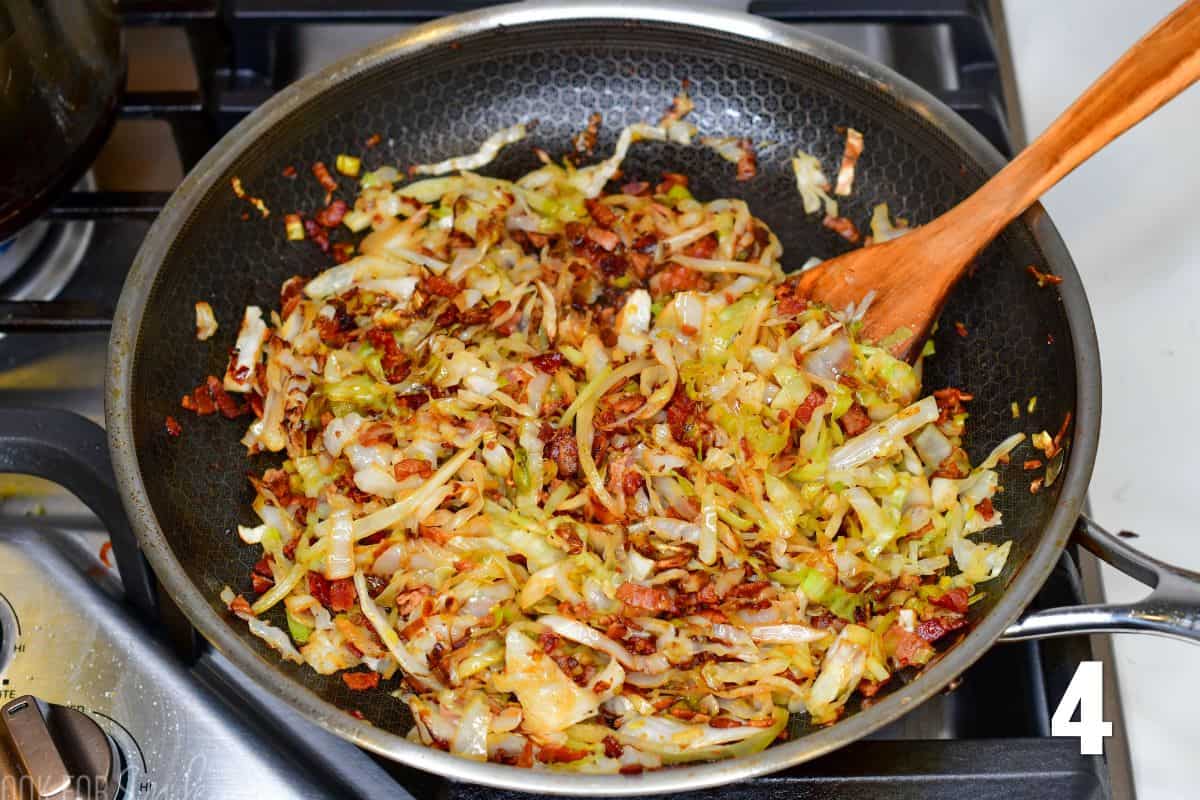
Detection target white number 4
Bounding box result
[1051,661,1113,754]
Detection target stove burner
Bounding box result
[0,176,95,303]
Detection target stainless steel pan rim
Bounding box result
[106,1,1101,794]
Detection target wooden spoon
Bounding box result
[794,0,1200,361]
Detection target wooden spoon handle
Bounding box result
[939,0,1200,258]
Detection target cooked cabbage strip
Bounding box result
[411,123,528,176]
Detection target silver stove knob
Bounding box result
[0,696,121,800]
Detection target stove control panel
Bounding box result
[0,695,122,799]
[0,527,354,799]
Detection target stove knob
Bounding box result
[0,696,121,799]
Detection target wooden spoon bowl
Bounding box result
[796,0,1200,361]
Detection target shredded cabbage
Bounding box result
[197,113,1019,773]
[791,151,838,217]
[411,123,528,176]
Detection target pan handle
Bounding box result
[0,408,157,620]
[1000,515,1200,643]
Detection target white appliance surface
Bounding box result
[1001,2,1200,797]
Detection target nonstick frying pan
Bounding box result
[2,2,1197,795]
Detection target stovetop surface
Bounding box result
[0,2,1116,798]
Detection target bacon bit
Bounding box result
[558,525,584,556]
[795,387,828,425]
[735,138,758,181]
[620,469,645,497]
[307,572,332,607]
[365,574,388,598]
[282,165,297,178]
[315,199,348,228]
[727,581,771,600]
[459,304,492,326]
[602,735,624,759]
[775,279,808,316]
[164,415,182,437]
[418,275,456,298]
[394,586,432,618]
[365,328,410,383]
[542,425,580,478]
[619,764,645,776]
[280,276,305,319]
[666,388,707,447]
[682,233,718,259]
[327,578,357,612]
[746,715,782,728]
[229,594,253,616]
[822,214,861,243]
[622,180,651,196]
[916,615,966,643]
[650,696,677,712]
[182,376,247,418]
[207,375,247,419]
[1032,412,1072,460]
[1053,411,1073,454]
[365,133,382,148]
[1047,333,1056,345]
[537,744,589,764]
[538,631,561,654]
[99,541,113,568]
[584,197,617,228]
[1027,264,1063,288]
[394,458,433,481]
[616,581,674,613]
[954,321,968,338]
[512,738,534,769]
[531,351,566,374]
[650,262,707,296]
[572,112,602,158]
[975,497,995,521]
[312,161,338,196]
[885,623,934,667]
[834,127,864,196]
[708,717,745,729]
[1023,459,1043,471]
[585,225,620,252]
[342,671,381,691]
[600,628,631,654]
[331,242,355,264]
[932,386,973,422]
[931,587,970,614]
[839,402,871,436]
[932,455,968,479]
[304,218,330,252]
[250,556,275,594]
[1030,477,1044,494]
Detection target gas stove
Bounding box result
[0,3,1122,799]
